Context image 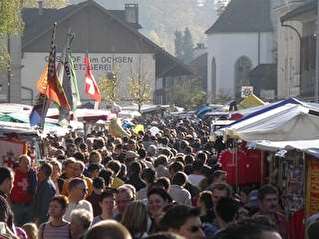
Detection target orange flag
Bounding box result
[36,64,48,94]
[45,24,70,110]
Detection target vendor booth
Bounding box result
[0,121,41,167]
[215,97,319,239]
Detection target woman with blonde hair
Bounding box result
[121,201,149,239]
[22,223,38,239]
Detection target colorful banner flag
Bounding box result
[84,53,101,102]
[29,94,48,127]
[70,53,81,109]
[61,33,80,111]
[59,32,81,124]
[45,23,70,111]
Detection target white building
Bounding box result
[206,0,274,101]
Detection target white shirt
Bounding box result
[187,174,205,187]
[169,185,192,206]
[64,200,93,222]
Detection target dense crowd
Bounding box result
[0,116,309,239]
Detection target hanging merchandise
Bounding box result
[218,143,263,186]
[275,151,305,215]
[306,156,319,217]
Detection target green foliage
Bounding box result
[98,73,119,104]
[0,0,24,71]
[169,78,206,110]
[0,0,24,34]
[98,63,122,103]
[23,0,68,8]
[0,40,10,70]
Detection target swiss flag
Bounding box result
[84,54,101,102]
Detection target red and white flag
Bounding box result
[84,53,101,102]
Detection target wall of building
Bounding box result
[274,3,303,99]
[207,32,273,101]
[21,53,155,103]
[276,19,302,98]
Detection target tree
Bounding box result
[169,78,206,109]
[182,27,194,63]
[0,0,67,70]
[0,0,23,35]
[23,0,68,8]
[99,71,120,104]
[128,58,152,112]
[174,30,183,60]
[0,0,23,70]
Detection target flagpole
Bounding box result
[40,22,58,130]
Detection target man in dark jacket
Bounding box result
[126,161,146,191]
[33,162,56,225]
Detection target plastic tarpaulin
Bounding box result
[225,104,319,141]
[248,140,319,158]
[0,113,69,137]
[238,94,265,109]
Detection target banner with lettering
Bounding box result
[0,140,26,168]
[306,157,319,216]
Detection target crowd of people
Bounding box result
[0,116,312,239]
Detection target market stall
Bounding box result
[0,121,40,167]
[217,98,319,239]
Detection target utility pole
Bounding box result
[315,0,319,102]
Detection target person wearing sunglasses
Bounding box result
[64,178,93,222]
[159,205,205,239]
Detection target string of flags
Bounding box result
[29,23,101,129]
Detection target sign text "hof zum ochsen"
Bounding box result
[44,55,134,71]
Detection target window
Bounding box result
[234,56,252,99]
[211,58,216,100]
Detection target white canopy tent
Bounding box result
[220,98,319,158]
[224,103,319,141]
[247,140,319,158]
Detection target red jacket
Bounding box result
[10,169,34,204]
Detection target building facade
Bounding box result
[273,0,304,99]
[279,0,317,100]
[206,0,274,102]
[1,0,190,105]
